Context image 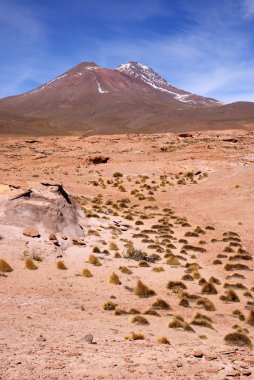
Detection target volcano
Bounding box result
[0,61,253,135]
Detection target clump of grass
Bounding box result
[209,276,221,285]
[232,309,245,321]
[191,313,214,329]
[114,252,121,258]
[156,336,170,344]
[247,310,254,326]
[109,272,121,285]
[56,260,67,270]
[179,297,189,308]
[201,282,218,295]
[243,291,253,298]
[192,270,201,280]
[88,254,101,266]
[134,280,156,298]
[224,332,252,349]
[168,315,194,332]
[224,263,250,271]
[138,260,150,267]
[152,298,171,310]
[109,242,119,250]
[125,332,144,340]
[25,257,38,270]
[0,259,13,273]
[144,308,160,316]
[119,266,132,275]
[114,308,128,316]
[128,308,141,315]
[196,297,216,311]
[152,267,164,272]
[182,274,193,281]
[82,268,93,277]
[167,281,187,292]
[131,315,149,325]
[213,259,222,265]
[93,246,101,253]
[166,255,181,266]
[104,301,117,311]
[220,288,240,303]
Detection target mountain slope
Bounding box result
[0,61,253,135]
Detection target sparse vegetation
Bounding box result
[56,260,67,270]
[25,257,38,270]
[0,259,13,273]
[88,254,102,266]
[134,280,156,298]
[108,272,121,285]
[224,332,252,349]
[82,268,93,277]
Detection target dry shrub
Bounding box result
[119,266,132,275]
[134,280,156,298]
[182,274,193,281]
[104,301,117,311]
[125,332,144,340]
[109,272,121,285]
[56,260,67,270]
[138,260,150,267]
[114,308,128,315]
[179,297,189,307]
[88,254,101,266]
[0,259,13,273]
[191,313,214,329]
[201,282,218,295]
[232,309,245,321]
[167,281,187,292]
[220,289,240,303]
[224,332,252,349]
[109,242,119,251]
[247,310,254,326]
[224,263,250,271]
[131,315,149,325]
[144,308,160,317]
[168,315,194,332]
[82,268,92,277]
[166,255,181,266]
[128,308,141,315]
[152,298,171,310]
[156,336,170,344]
[209,276,221,285]
[25,257,38,270]
[152,267,164,272]
[196,297,216,311]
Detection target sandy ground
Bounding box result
[0,129,254,379]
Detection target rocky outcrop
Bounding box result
[0,183,84,237]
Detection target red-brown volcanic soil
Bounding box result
[0,130,253,379]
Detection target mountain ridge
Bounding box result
[0,61,253,136]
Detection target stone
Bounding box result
[193,351,204,358]
[23,227,40,238]
[83,334,94,344]
[49,233,57,241]
[36,334,46,342]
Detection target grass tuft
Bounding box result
[0,259,13,273]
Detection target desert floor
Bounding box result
[0,130,254,379]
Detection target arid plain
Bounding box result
[0,129,254,379]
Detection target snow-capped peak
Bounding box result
[116,61,220,106]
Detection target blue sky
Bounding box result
[0,0,254,102]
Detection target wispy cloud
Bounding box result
[0,0,253,102]
[243,0,254,17]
